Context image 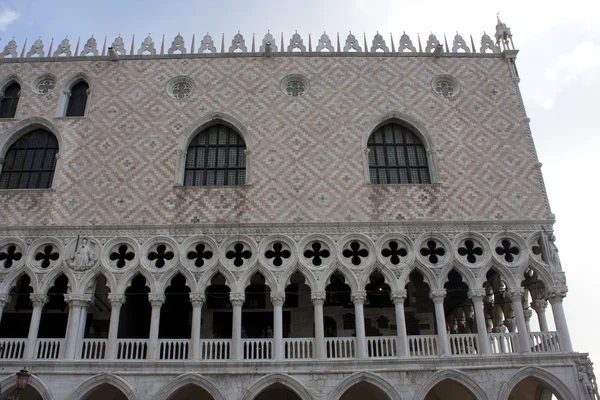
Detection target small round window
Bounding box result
[280,74,309,97]
[166,76,195,99]
[431,75,460,98]
[33,75,57,95]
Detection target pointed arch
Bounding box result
[242,373,312,400]
[439,264,476,289]
[358,263,399,292]
[153,373,225,400]
[399,265,438,290]
[321,264,358,292]
[477,263,518,288]
[280,266,318,293]
[117,267,156,294]
[65,373,138,400]
[57,72,92,117]
[516,263,555,287]
[39,266,76,294]
[327,371,402,400]
[176,112,253,185]
[0,73,24,92]
[0,116,63,159]
[157,267,197,294]
[412,369,489,400]
[239,264,277,292]
[78,268,116,295]
[497,366,577,400]
[0,372,54,400]
[1,268,39,294]
[198,264,236,293]
[362,111,440,184]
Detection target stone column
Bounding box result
[106,294,126,360]
[507,288,530,353]
[531,299,549,332]
[523,308,533,333]
[430,289,450,356]
[352,291,367,358]
[0,294,11,326]
[148,293,165,360]
[189,293,205,360]
[64,294,92,360]
[230,292,245,360]
[76,296,93,359]
[391,290,409,357]
[271,292,285,360]
[546,287,573,352]
[24,294,48,359]
[468,289,491,355]
[311,291,326,359]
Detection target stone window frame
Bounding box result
[56,73,93,118]
[0,74,24,120]
[175,112,253,187]
[0,117,64,191]
[362,112,440,185]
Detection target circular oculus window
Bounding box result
[166,76,195,99]
[280,74,309,97]
[431,75,460,98]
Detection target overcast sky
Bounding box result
[1,0,599,367]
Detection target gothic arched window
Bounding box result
[0,82,21,118]
[65,81,89,117]
[0,129,58,189]
[367,123,430,184]
[184,124,246,186]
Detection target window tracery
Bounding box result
[0,82,20,118]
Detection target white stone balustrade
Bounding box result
[0,339,26,359]
[449,334,478,355]
[284,338,314,359]
[81,339,107,360]
[200,339,231,360]
[116,339,148,360]
[159,339,189,360]
[408,335,438,356]
[367,336,397,358]
[325,337,356,358]
[35,338,64,359]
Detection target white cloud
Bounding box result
[0,9,19,31]
[545,42,600,84]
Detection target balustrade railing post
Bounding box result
[230,292,245,360]
[271,292,285,360]
[190,293,205,360]
[24,294,48,359]
[507,288,531,353]
[430,289,450,356]
[312,291,326,359]
[148,293,165,360]
[392,290,409,357]
[106,294,125,360]
[468,289,491,355]
[352,291,367,358]
[547,287,573,352]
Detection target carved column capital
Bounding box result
[0,294,11,306]
[531,299,548,313]
[468,288,487,300]
[229,292,245,306]
[351,291,367,304]
[506,287,525,301]
[189,293,205,307]
[30,293,49,307]
[429,289,446,301]
[64,294,93,308]
[311,291,326,305]
[523,308,533,321]
[270,292,285,306]
[546,286,568,302]
[62,89,71,96]
[391,290,407,304]
[108,293,126,306]
[148,294,165,307]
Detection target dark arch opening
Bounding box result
[405,270,434,335]
[284,271,313,340]
[167,383,215,400]
[66,81,89,116]
[0,82,20,118]
[119,274,151,338]
[160,273,191,340]
[0,275,33,346]
[205,273,232,339]
[39,274,69,338]
[339,381,390,400]
[424,379,476,400]
[254,383,301,400]
[243,273,272,339]
[83,383,128,400]
[508,376,561,400]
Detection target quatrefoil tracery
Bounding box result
[458,240,483,264]
[304,242,330,266]
[187,243,213,267]
[110,245,135,269]
[381,241,407,265]
[226,243,252,267]
[0,245,22,268]
[265,242,291,267]
[495,239,519,263]
[342,241,369,266]
[148,244,174,268]
[35,245,59,269]
[420,240,445,264]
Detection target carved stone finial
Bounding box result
[111,35,126,56]
[80,36,99,56]
[229,32,247,53]
[316,32,334,52]
[343,32,362,52]
[168,33,186,54]
[480,32,500,53]
[287,32,306,52]
[495,16,513,49]
[451,33,471,53]
[398,32,417,53]
[0,38,18,58]
[26,38,45,57]
[138,34,156,55]
[259,32,278,52]
[370,32,389,52]
[425,33,440,53]
[198,33,217,54]
[53,37,72,57]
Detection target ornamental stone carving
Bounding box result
[30,293,49,307]
[27,39,45,57]
[64,294,93,308]
[53,37,72,57]
[108,294,126,306]
[343,32,361,52]
[546,286,568,301]
[576,357,600,400]
[391,290,407,303]
[351,291,366,304]
[287,32,306,52]
[34,76,56,94]
[66,237,99,271]
[316,33,334,52]
[398,32,417,52]
[138,34,156,55]
[229,292,245,306]
[0,294,11,307]
[0,39,18,58]
[189,293,205,306]
[468,288,486,299]
[270,292,286,306]
[370,32,389,52]
[229,32,247,53]
[311,291,327,304]
[111,35,127,55]
[259,32,278,52]
[425,34,441,53]
[168,34,186,54]
[148,294,166,306]
[429,289,446,300]
[199,34,217,53]
[80,36,98,56]
[451,33,471,53]
[506,287,525,300]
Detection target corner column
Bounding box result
[507,288,531,353]
[106,294,126,360]
[430,289,450,356]
[547,287,573,352]
[24,294,48,359]
[468,289,491,355]
[311,291,326,359]
[391,290,409,357]
[531,299,549,332]
[351,291,367,358]
[271,292,285,360]
[148,293,165,360]
[523,308,533,333]
[189,293,205,360]
[64,294,92,360]
[0,294,11,326]
[230,292,245,360]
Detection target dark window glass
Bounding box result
[65,81,89,117]
[367,123,430,184]
[184,124,246,186]
[0,129,58,189]
[0,83,20,118]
